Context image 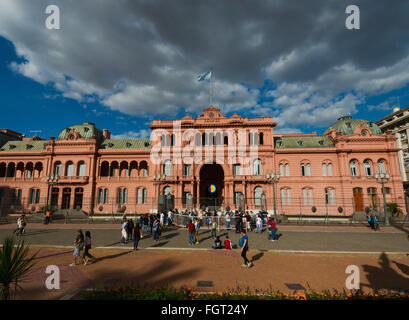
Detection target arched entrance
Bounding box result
[199,163,224,210]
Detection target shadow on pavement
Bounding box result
[251,252,264,262]
[96,250,133,262]
[361,252,409,293]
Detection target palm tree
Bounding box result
[0,236,38,300]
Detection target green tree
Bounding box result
[0,236,38,300]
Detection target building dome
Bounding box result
[57,121,103,142]
[324,116,382,136]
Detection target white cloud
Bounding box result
[111,129,151,139]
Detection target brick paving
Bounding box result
[1,222,408,299]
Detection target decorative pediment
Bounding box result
[198,106,225,119]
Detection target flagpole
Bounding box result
[210,65,213,106]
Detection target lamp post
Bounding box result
[374,172,390,226]
[45,174,59,214]
[153,173,166,213]
[266,172,280,222]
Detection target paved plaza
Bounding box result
[0,222,408,299]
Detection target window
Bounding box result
[279,164,284,176]
[163,160,172,176]
[233,164,241,176]
[163,186,172,196]
[137,188,147,204]
[280,188,291,205]
[78,162,86,176]
[302,188,313,205]
[117,188,127,204]
[350,160,358,176]
[183,164,191,176]
[378,160,386,174]
[11,189,22,204]
[103,189,109,204]
[29,189,40,204]
[325,188,336,205]
[322,163,327,176]
[55,162,62,176]
[98,189,103,204]
[183,192,192,205]
[253,159,262,175]
[364,160,372,176]
[26,167,33,178]
[234,192,243,206]
[306,164,312,176]
[285,164,289,176]
[328,164,333,176]
[280,163,289,176]
[301,164,306,176]
[66,162,74,177]
[254,186,263,207]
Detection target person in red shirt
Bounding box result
[268,218,277,241]
[224,235,232,250]
[187,220,195,245]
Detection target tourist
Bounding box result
[211,218,217,238]
[374,216,380,231]
[121,220,128,244]
[133,220,143,250]
[44,210,51,224]
[225,211,231,230]
[127,219,134,241]
[224,235,232,250]
[269,217,278,241]
[168,210,173,226]
[212,236,223,249]
[194,218,200,244]
[139,215,144,229]
[82,231,97,265]
[369,214,375,230]
[70,230,84,266]
[235,212,241,233]
[143,215,149,233]
[152,218,160,241]
[13,214,24,235]
[256,214,263,233]
[187,219,195,245]
[239,230,252,268]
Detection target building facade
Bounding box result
[376,105,409,198]
[0,106,405,216]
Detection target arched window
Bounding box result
[163,186,172,195]
[254,186,263,206]
[195,133,201,146]
[328,163,333,176]
[285,164,289,176]
[350,160,358,176]
[54,161,62,176]
[117,188,127,204]
[78,162,86,176]
[325,188,336,205]
[163,160,172,176]
[322,163,327,176]
[26,163,33,178]
[253,159,262,175]
[104,189,109,204]
[378,159,386,174]
[279,164,284,176]
[137,188,147,204]
[66,162,74,177]
[363,160,372,176]
[306,164,312,176]
[216,133,222,145]
[302,188,313,205]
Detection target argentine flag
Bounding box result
[196,70,211,81]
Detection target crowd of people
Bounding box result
[367,213,381,231]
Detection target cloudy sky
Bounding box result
[1,0,409,139]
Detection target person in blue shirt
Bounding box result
[239,230,252,268]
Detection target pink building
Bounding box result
[0,106,405,217]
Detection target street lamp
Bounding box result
[45,174,60,214]
[374,172,391,226]
[266,172,280,222]
[153,173,166,213]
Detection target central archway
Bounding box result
[199,163,224,210]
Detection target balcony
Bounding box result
[57,176,89,183]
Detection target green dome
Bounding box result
[58,122,103,142]
[324,116,382,136]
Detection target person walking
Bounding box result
[194,218,200,244]
[70,230,84,266]
[269,218,278,241]
[82,231,97,265]
[143,215,149,233]
[121,220,128,244]
[13,215,24,235]
[152,218,160,241]
[187,220,195,245]
[225,212,231,230]
[44,210,52,224]
[211,218,217,238]
[133,221,143,250]
[239,230,252,268]
[256,214,262,233]
[127,219,134,241]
